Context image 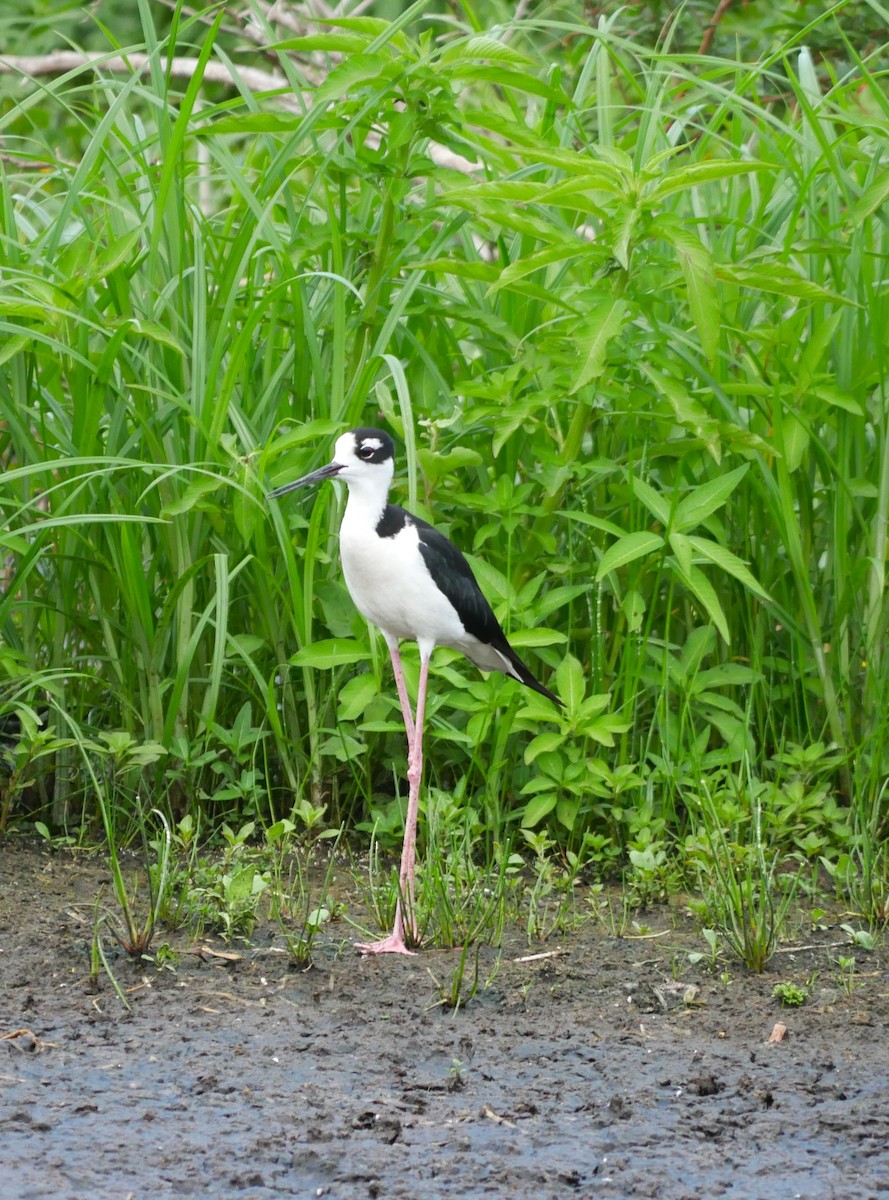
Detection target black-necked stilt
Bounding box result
[269,427,560,955]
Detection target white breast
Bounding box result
[339,511,466,649]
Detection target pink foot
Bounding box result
[355,932,416,956]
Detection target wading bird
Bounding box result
[268,427,560,955]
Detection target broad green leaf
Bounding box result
[571,298,627,392]
[648,159,776,201]
[444,181,556,205]
[558,511,627,538]
[418,446,484,483]
[854,173,889,223]
[555,653,585,709]
[488,242,595,295]
[695,664,762,689]
[621,589,646,632]
[202,114,302,136]
[642,365,721,462]
[271,34,374,54]
[91,228,142,282]
[716,263,850,304]
[783,414,810,474]
[315,54,397,104]
[672,464,748,532]
[439,35,533,67]
[611,204,639,270]
[291,639,368,668]
[545,168,627,199]
[654,218,719,361]
[266,819,296,843]
[524,730,566,764]
[508,628,569,648]
[225,865,256,903]
[677,624,717,677]
[813,384,864,416]
[337,673,379,720]
[163,475,225,517]
[417,259,500,282]
[556,797,580,832]
[686,536,772,601]
[669,531,694,579]
[446,65,564,101]
[315,16,402,39]
[582,714,628,746]
[596,530,664,579]
[521,792,558,829]
[0,332,31,365]
[632,476,671,527]
[675,565,730,644]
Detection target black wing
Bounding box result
[411,514,561,705]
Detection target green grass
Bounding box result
[0,1,887,929]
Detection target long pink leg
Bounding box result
[386,639,415,747]
[357,648,430,956]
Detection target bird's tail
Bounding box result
[501,646,563,707]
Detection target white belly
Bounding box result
[340,517,466,649]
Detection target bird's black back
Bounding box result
[376,504,561,705]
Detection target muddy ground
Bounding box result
[1,842,888,1200]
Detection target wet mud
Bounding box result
[2,843,888,1199]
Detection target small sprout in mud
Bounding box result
[772,982,807,1007]
[448,1059,467,1090]
[144,942,179,973]
[687,927,721,972]
[841,923,875,952]
[833,954,859,995]
[809,907,828,931]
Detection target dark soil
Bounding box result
[2,842,888,1200]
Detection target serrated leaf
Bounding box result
[716,263,850,304]
[571,298,627,392]
[648,159,776,201]
[687,535,771,601]
[596,530,664,580]
[488,242,592,295]
[439,35,533,68]
[655,219,719,361]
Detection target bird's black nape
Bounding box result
[350,428,395,465]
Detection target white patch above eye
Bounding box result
[360,438,383,451]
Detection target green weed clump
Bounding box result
[0,1,886,919]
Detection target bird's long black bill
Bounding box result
[267,461,343,499]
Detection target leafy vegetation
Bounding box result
[0,0,887,960]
